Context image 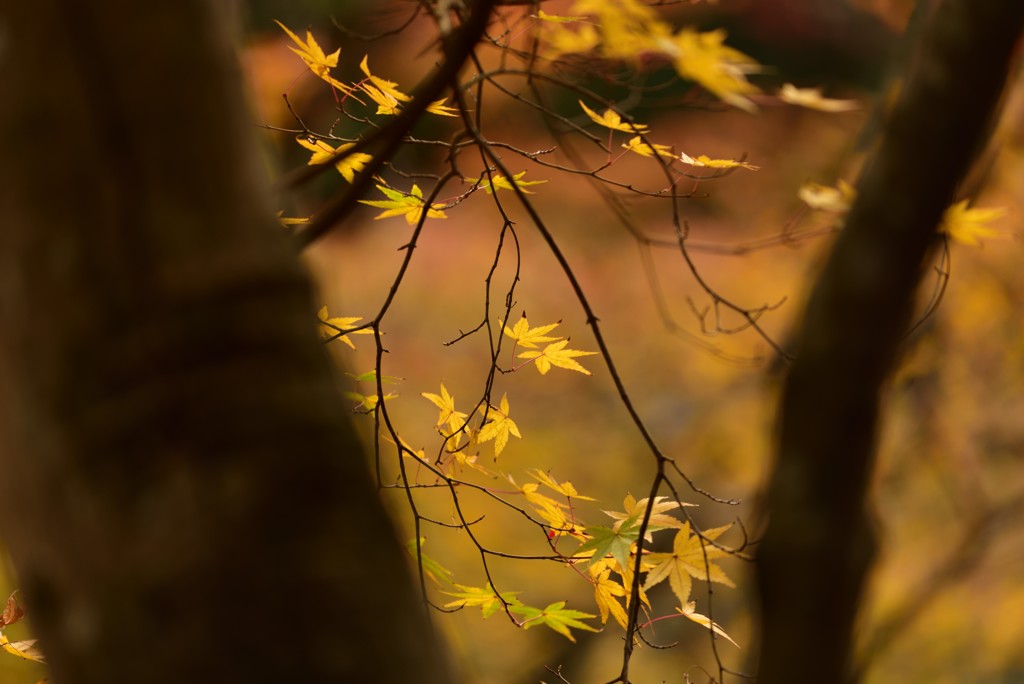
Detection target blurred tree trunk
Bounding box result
[756,2,1023,684]
[0,3,453,683]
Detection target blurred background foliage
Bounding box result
[247,1,1024,682]
[3,0,1022,682]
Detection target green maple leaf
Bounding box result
[405,539,455,587]
[575,515,642,571]
[511,601,598,642]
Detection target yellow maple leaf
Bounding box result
[296,136,372,183]
[363,84,401,115]
[537,9,588,23]
[592,568,629,628]
[527,468,594,500]
[274,20,360,99]
[476,393,522,456]
[579,100,649,133]
[317,306,372,349]
[275,20,337,73]
[519,480,572,533]
[427,98,459,117]
[518,339,598,375]
[588,554,651,609]
[542,22,600,57]
[467,171,548,194]
[575,0,670,60]
[678,601,739,646]
[941,199,1008,246]
[680,151,759,170]
[778,83,859,113]
[604,494,690,537]
[621,136,674,158]
[276,211,310,228]
[380,432,435,474]
[503,316,562,348]
[447,449,497,477]
[0,633,44,663]
[389,433,428,464]
[422,382,469,447]
[798,179,856,213]
[359,183,448,224]
[668,28,760,112]
[359,55,412,102]
[544,3,757,111]
[359,55,413,115]
[643,522,734,607]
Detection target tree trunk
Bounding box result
[0,3,453,683]
[755,2,1023,683]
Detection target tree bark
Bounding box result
[0,3,453,683]
[755,2,1023,684]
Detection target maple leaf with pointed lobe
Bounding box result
[360,183,448,224]
[296,136,372,182]
[468,171,547,194]
[317,306,372,349]
[503,315,562,348]
[678,601,739,647]
[622,136,674,158]
[579,100,649,133]
[527,468,594,501]
[421,382,469,447]
[680,152,759,170]
[476,393,521,456]
[591,568,629,628]
[643,522,734,607]
[511,601,598,642]
[942,200,1008,246]
[274,21,361,99]
[518,339,598,375]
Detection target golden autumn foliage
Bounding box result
[258,3,1023,679]
[5,2,1021,683]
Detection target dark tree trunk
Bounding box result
[756,2,1023,683]
[0,3,453,683]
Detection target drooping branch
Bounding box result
[293,0,500,247]
[755,2,1024,684]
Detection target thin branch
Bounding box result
[293,0,500,247]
